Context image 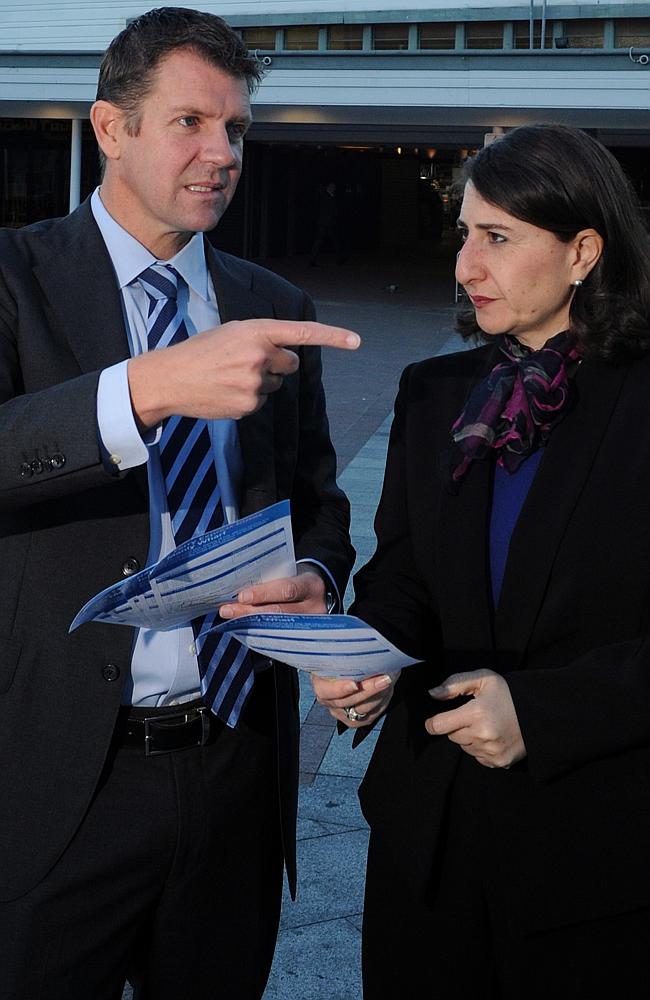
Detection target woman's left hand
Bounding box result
[426,669,526,769]
[312,671,400,728]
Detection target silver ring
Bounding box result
[343,706,367,722]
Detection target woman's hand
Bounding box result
[312,671,400,728]
[425,668,526,769]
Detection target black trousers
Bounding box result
[362,755,650,999]
[0,672,284,1000]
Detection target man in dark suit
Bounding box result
[0,8,358,999]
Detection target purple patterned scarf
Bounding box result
[450,330,581,482]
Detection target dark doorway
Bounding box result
[0,119,98,228]
[221,141,473,261]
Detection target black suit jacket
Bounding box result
[0,200,354,901]
[353,343,650,934]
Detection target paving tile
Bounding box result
[346,523,378,542]
[337,466,381,486]
[344,455,388,470]
[297,815,361,841]
[350,539,377,560]
[318,727,380,780]
[298,773,367,830]
[280,828,369,929]
[263,918,362,1000]
[305,700,337,727]
[300,723,335,774]
[348,500,380,516]
[299,670,316,723]
[296,816,354,841]
[348,529,378,550]
[347,511,380,531]
[356,445,389,463]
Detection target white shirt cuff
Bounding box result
[97,361,153,471]
[297,558,341,613]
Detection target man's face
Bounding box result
[96,48,252,258]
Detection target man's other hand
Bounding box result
[219,567,327,618]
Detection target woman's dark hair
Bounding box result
[457,123,650,361]
[96,7,264,170]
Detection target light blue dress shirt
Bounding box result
[93,188,243,705]
[91,189,337,707]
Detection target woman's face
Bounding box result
[455,182,579,350]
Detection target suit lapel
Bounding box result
[31,201,150,500]
[433,347,499,663]
[494,357,629,659]
[205,243,277,514]
[436,433,496,664]
[31,201,130,374]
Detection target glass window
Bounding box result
[283,26,319,51]
[372,24,409,51]
[615,19,650,48]
[513,21,553,49]
[241,27,277,51]
[465,21,504,50]
[419,23,456,50]
[328,25,363,50]
[562,19,604,48]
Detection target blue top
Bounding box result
[489,449,544,607]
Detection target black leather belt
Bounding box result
[118,704,215,756]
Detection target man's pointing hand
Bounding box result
[127,319,361,427]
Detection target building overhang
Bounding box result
[1,100,647,149]
[247,102,650,145]
[0,49,647,145]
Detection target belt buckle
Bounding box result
[143,707,210,757]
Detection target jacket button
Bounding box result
[50,453,66,469]
[102,664,120,682]
[30,459,44,474]
[121,557,140,577]
[20,462,32,478]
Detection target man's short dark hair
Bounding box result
[96,6,263,137]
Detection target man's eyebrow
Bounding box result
[168,106,252,123]
[169,106,203,116]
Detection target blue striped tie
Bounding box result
[139,264,256,727]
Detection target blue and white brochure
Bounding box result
[200,613,419,679]
[70,500,295,632]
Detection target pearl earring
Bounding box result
[572,279,583,287]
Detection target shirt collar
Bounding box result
[91,187,211,300]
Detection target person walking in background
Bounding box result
[0,8,358,999]
[316,123,650,997]
[310,180,345,265]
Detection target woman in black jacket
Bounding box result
[316,123,650,998]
